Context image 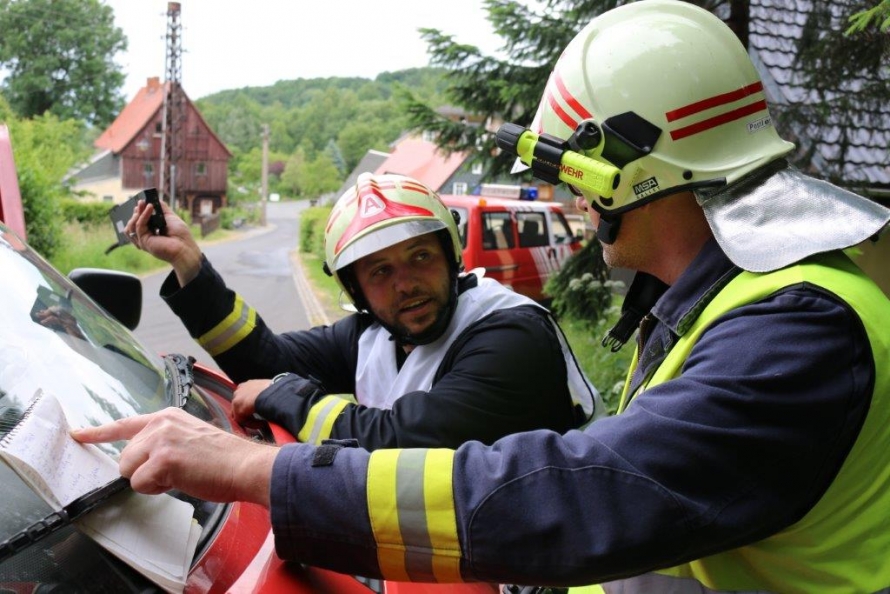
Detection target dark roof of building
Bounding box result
[333,149,390,199]
[749,0,890,191]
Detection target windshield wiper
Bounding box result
[0,476,130,564]
[163,354,196,408]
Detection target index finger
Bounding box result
[70,413,157,444]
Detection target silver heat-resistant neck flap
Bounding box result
[696,161,890,273]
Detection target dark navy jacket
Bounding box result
[162,257,586,449]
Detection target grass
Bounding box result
[49,221,231,276]
[557,310,635,415]
[299,252,351,323]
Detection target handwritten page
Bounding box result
[0,389,201,593]
[0,389,119,508]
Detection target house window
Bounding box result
[103,195,113,202]
[452,182,468,195]
[143,163,154,180]
[154,122,162,135]
[471,162,483,175]
[196,162,207,176]
[422,130,436,143]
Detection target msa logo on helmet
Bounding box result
[633,177,659,198]
[747,116,772,133]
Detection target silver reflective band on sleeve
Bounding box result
[297,395,352,445]
[367,448,461,582]
[197,294,257,356]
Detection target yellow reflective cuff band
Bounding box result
[198,294,257,356]
[367,449,461,582]
[368,450,406,580]
[297,395,351,445]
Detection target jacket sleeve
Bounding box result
[259,306,583,449]
[270,286,874,585]
[160,256,360,390]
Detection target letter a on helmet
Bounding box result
[324,173,463,307]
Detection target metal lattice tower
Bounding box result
[160,2,184,208]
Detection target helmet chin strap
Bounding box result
[596,214,622,244]
[592,211,669,352]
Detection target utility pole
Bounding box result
[260,123,269,226]
[160,2,184,211]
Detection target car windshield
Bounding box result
[0,225,216,585]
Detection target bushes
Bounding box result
[545,240,623,328]
[219,207,243,229]
[299,205,333,260]
[544,241,632,414]
[60,198,111,225]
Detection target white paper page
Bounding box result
[0,389,120,508]
[78,490,200,594]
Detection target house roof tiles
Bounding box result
[749,0,890,189]
[94,77,166,154]
[373,135,467,192]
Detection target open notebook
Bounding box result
[0,389,201,593]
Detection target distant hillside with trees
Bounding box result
[194,68,450,201]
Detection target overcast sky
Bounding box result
[104,0,506,101]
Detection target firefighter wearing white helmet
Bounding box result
[93,3,890,593]
[323,172,464,345]
[251,1,889,591]
[119,168,600,450]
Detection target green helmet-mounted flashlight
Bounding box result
[495,122,621,200]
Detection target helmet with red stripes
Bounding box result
[529,0,794,215]
[324,172,463,309]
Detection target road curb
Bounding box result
[290,251,330,327]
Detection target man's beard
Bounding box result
[380,276,459,347]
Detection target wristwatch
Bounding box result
[271,372,292,384]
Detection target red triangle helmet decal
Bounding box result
[334,179,435,256]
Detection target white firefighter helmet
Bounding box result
[324,172,463,308]
[527,0,794,215]
[525,0,888,271]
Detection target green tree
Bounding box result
[299,152,342,198]
[324,139,347,176]
[337,120,393,171]
[0,0,126,127]
[281,148,308,197]
[401,0,596,180]
[774,0,889,187]
[196,96,264,154]
[847,0,890,32]
[0,95,90,257]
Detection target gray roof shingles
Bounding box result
[748,0,890,190]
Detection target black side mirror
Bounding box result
[68,268,142,330]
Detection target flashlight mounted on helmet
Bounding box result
[495,122,621,201]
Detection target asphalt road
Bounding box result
[132,200,321,372]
